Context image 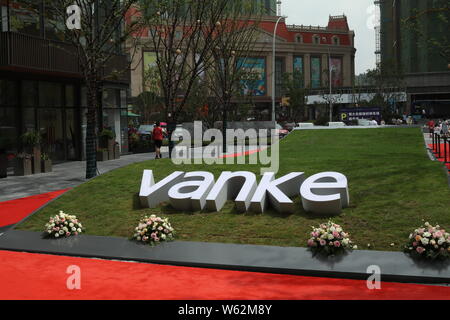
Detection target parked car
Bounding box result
[282,122,296,132]
[276,123,289,138]
[137,124,154,140]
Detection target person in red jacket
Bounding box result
[427,120,435,138]
[152,121,164,159]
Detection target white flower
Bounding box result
[59,230,64,235]
[423,232,431,238]
[55,233,60,238]
[438,238,445,245]
[327,234,334,240]
[421,238,429,245]
[353,245,358,249]
[77,228,82,233]
[69,223,74,227]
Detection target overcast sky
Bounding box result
[282,0,377,75]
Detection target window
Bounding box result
[313,35,321,45]
[295,34,303,43]
[310,56,321,88]
[333,36,340,45]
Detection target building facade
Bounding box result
[380,0,450,117]
[130,15,356,121]
[0,0,130,166]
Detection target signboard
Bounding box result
[237,57,266,96]
[339,107,382,122]
[330,58,343,87]
[139,170,349,215]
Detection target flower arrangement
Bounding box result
[405,222,450,260]
[307,220,357,256]
[45,211,84,238]
[132,215,175,245]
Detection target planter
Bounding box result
[114,144,121,159]
[96,150,109,162]
[41,159,52,173]
[0,152,7,178]
[32,146,41,174]
[108,139,115,160]
[14,158,32,176]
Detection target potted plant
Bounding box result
[41,153,52,173]
[21,131,42,174]
[99,128,115,160]
[14,152,32,176]
[96,148,109,161]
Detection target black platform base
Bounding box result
[0,230,448,284]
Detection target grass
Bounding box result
[17,127,450,251]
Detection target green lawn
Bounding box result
[17,127,450,251]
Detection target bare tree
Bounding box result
[205,0,265,151]
[138,0,236,156]
[27,0,142,178]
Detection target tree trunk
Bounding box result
[85,79,98,179]
[222,101,227,153]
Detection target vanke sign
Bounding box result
[139,170,349,215]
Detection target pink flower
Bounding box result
[319,239,327,246]
[332,231,340,238]
[307,239,315,247]
[412,242,418,247]
[334,241,341,247]
[434,231,443,238]
[66,232,71,237]
[151,233,157,238]
[416,246,425,254]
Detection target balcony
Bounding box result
[0,32,129,83]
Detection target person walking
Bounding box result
[427,119,435,138]
[152,121,164,159]
[442,120,449,137]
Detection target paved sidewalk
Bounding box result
[0,151,167,202]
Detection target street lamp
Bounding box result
[272,15,287,126]
[323,37,333,123]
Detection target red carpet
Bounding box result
[0,189,449,300]
[0,249,449,300]
[220,148,263,159]
[0,189,70,227]
[428,143,450,170]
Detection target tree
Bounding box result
[281,71,308,122]
[205,0,265,151]
[27,0,141,178]
[365,64,406,120]
[138,0,235,156]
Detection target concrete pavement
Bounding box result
[0,151,167,202]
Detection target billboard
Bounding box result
[339,107,382,123]
[237,57,266,96]
[330,58,343,87]
[310,57,321,89]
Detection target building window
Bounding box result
[310,56,321,88]
[295,34,303,43]
[313,35,320,45]
[293,56,304,88]
[332,36,340,45]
